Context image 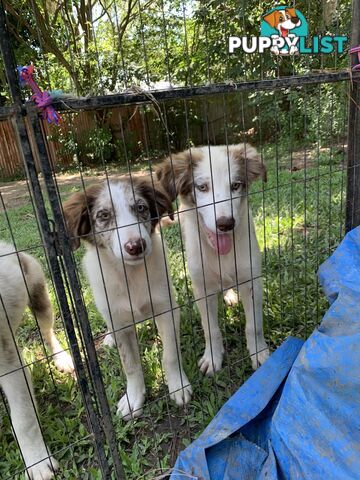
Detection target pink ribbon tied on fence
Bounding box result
[18,63,61,125]
[350,45,360,72]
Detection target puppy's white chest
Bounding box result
[84,245,170,323]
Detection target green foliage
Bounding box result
[87,127,115,160]
[49,125,117,166]
[249,82,347,147]
[2,0,352,97]
[1,0,352,158]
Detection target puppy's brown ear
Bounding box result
[263,10,279,28]
[62,184,102,250]
[134,176,174,226]
[153,186,174,222]
[156,149,202,201]
[231,144,267,184]
[286,7,297,18]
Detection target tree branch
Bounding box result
[27,1,82,92]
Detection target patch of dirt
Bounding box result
[288,144,346,172]
[0,172,132,212]
[0,179,31,210]
[294,223,315,236]
[288,151,316,171]
[144,408,188,471]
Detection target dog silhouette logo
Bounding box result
[261,6,308,55]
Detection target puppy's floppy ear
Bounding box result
[62,184,102,250]
[134,176,174,226]
[153,187,174,221]
[286,7,297,18]
[156,149,202,201]
[231,144,267,184]
[263,10,279,28]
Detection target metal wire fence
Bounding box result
[0,1,359,479]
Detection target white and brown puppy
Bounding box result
[263,7,302,55]
[156,145,269,375]
[63,176,192,420]
[0,241,74,480]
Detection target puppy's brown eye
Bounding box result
[96,210,110,221]
[279,16,284,21]
[231,182,242,191]
[196,184,208,192]
[136,203,148,214]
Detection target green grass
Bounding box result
[0,146,346,479]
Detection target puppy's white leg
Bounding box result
[239,278,269,369]
[40,326,74,375]
[29,280,74,375]
[115,325,146,421]
[0,342,58,480]
[155,307,192,406]
[195,289,224,376]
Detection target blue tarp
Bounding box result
[172,227,360,480]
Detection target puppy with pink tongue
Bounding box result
[157,144,270,375]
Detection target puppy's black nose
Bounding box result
[216,216,235,232]
[291,16,299,23]
[124,238,146,256]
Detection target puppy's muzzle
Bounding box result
[216,216,235,232]
[124,238,146,256]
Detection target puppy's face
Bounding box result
[63,177,173,265]
[156,145,266,255]
[263,8,301,34]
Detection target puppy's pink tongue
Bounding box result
[208,231,232,255]
[280,26,288,38]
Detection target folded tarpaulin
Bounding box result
[171,226,360,480]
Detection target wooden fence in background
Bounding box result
[0,96,253,181]
[0,118,22,178]
[0,106,147,179]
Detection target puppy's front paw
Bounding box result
[168,376,192,406]
[223,288,239,306]
[199,347,224,376]
[103,331,115,348]
[26,456,58,480]
[53,350,74,375]
[250,346,270,370]
[117,390,145,421]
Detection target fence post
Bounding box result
[0,2,124,478]
[27,105,125,480]
[345,0,360,232]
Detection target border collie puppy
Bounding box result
[0,241,74,480]
[156,144,270,374]
[63,176,192,420]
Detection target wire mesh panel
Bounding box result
[0,0,359,479]
[0,153,97,479]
